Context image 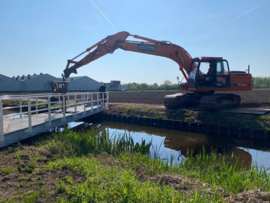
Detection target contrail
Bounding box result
[204,42,226,54]
[202,0,269,38]
[90,0,116,29]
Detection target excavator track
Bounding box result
[164,93,241,110]
[200,93,241,110]
[164,93,202,109]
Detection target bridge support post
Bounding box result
[26,98,32,133]
[102,93,104,107]
[36,98,38,114]
[97,93,100,108]
[106,92,109,108]
[91,94,93,111]
[0,100,4,141]
[61,95,66,121]
[83,94,86,114]
[74,94,77,117]
[58,95,61,110]
[20,98,22,118]
[47,97,51,126]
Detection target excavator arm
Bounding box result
[63,31,192,83]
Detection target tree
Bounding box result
[140,83,149,90]
[153,83,158,90]
[161,80,172,90]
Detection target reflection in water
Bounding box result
[90,121,270,170]
[166,133,252,170]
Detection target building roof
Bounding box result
[0,74,22,83]
[12,73,48,82]
[62,76,85,83]
[58,76,101,83]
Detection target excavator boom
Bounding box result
[63,31,192,83]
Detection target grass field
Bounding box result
[0,129,269,202]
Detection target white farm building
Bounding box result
[63,76,101,92]
[0,73,102,93]
[0,74,22,92]
[17,73,59,92]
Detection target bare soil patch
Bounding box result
[109,90,270,109]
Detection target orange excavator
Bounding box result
[62,31,252,110]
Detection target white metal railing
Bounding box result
[0,92,108,141]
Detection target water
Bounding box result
[3,108,270,172]
[91,121,270,171]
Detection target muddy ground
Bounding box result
[106,90,270,130]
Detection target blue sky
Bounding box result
[0,0,269,85]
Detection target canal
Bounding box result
[87,121,270,171]
[3,107,270,172]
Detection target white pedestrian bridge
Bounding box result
[0,92,108,148]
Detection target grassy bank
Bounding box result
[0,129,269,202]
[106,103,270,130]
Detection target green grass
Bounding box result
[120,150,270,193]
[146,107,154,113]
[24,186,45,203]
[178,149,270,193]
[186,116,196,122]
[28,161,36,169]
[39,128,151,158]
[258,114,270,130]
[48,156,224,202]
[125,107,141,114]
[0,167,12,175]
[155,114,166,119]
[40,129,270,194]
[259,114,270,122]
[1,129,270,202]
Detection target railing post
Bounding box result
[35,98,38,114]
[62,95,66,121]
[47,97,51,126]
[20,98,22,118]
[91,93,93,111]
[102,92,104,107]
[106,92,109,108]
[27,98,32,132]
[58,95,61,110]
[74,94,77,117]
[97,93,100,108]
[83,94,86,114]
[0,100,4,141]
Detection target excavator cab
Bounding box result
[188,57,230,89]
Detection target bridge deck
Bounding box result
[4,104,102,134]
[0,92,108,148]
